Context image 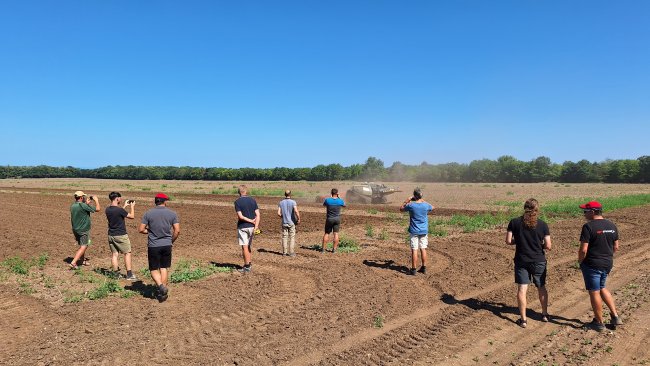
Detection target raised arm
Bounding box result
[126,202,135,219]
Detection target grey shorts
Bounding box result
[108,234,132,254]
[515,261,547,287]
[73,231,91,246]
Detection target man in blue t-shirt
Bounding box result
[322,188,346,253]
[234,185,260,272]
[400,188,434,276]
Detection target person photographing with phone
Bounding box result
[69,191,100,269]
[400,188,433,276]
[106,192,137,280]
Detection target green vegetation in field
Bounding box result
[36,253,49,269]
[18,280,35,294]
[449,212,510,233]
[140,267,151,277]
[121,290,138,298]
[428,219,448,237]
[170,259,233,283]
[87,279,122,300]
[311,234,361,253]
[63,292,85,303]
[378,228,389,240]
[140,187,152,191]
[74,269,101,283]
[365,224,374,238]
[367,208,378,215]
[373,315,384,328]
[2,257,32,275]
[541,194,650,219]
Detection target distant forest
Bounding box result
[2,156,650,183]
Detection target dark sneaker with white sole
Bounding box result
[418,266,427,274]
[588,318,605,332]
[409,268,417,276]
[610,315,623,328]
[157,285,169,302]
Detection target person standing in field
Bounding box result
[235,185,260,273]
[106,191,137,280]
[578,201,623,332]
[278,190,300,257]
[400,188,433,276]
[322,188,346,253]
[138,193,180,302]
[69,191,100,270]
[506,198,552,328]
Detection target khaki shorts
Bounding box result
[74,231,91,246]
[409,234,428,250]
[238,227,255,246]
[108,234,132,254]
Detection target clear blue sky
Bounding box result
[1,1,648,168]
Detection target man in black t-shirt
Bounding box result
[106,192,136,280]
[506,198,552,328]
[234,185,260,273]
[578,201,622,331]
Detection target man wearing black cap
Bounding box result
[578,200,622,331]
[139,193,180,302]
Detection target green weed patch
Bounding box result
[170,259,232,283]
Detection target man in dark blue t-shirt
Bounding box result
[578,201,622,331]
[234,185,260,272]
[322,188,345,253]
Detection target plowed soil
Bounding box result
[1,181,650,365]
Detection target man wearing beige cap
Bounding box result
[69,191,100,269]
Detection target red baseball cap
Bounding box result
[579,201,602,210]
[155,193,170,200]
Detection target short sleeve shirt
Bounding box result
[141,206,179,247]
[279,199,297,225]
[403,201,433,235]
[235,196,258,229]
[106,206,128,236]
[323,197,345,219]
[507,217,550,263]
[70,202,96,233]
[580,219,619,271]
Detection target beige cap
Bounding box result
[74,191,86,197]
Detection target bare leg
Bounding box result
[537,286,548,315]
[151,269,163,286]
[160,268,168,286]
[589,290,604,323]
[322,233,329,252]
[242,245,251,266]
[71,246,88,267]
[333,232,340,252]
[125,252,132,272]
[111,252,120,271]
[411,249,418,270]
[420,248,428,268]
[600,288,618,318]
[517,284,528,321]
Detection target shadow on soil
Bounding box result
[209,262,242,270]
[124,281,158,299]
[441,294,585,328]
[362,259,410,275]
[257,248,285,256]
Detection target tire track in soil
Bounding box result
[288,232,650,366]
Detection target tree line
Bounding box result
[1,156,649,183]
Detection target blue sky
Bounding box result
[1,1,648,168]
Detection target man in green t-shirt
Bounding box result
[69,191,100,269]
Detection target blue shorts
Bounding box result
[580,262,610,291]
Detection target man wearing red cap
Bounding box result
[578,200,623,331]
[139,193,180,302]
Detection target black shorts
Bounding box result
[514,260,547,287]
[148,246,172,270]
[324,218,341,234]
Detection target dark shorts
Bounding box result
[514,260,547,287]
[580,262,610,291]
[148,246,172,270]
[73,231,91,246]
[324,217,341,234]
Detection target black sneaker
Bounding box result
[418,266,427,274]
[588,318,605,332]
[157,285,169,302]
[238,265,252,273]
[409,268,417,276]
[610,315,623,328]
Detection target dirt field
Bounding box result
[1,179,650,365]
